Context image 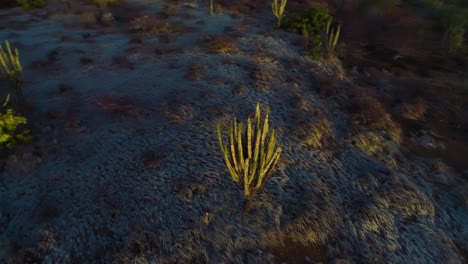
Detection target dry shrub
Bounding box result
[203,35,238,54]
[252,65,275,82]
[349,131,398,159]
[347,94,388,125]
[130,16,180,36]
[316,80,342,97]
[294,118,334,149]
[376,186,435,220]
[159,5,179,18]
[185,64,207,81]
[399,99,428,121]
[160,92,197,124]
[292,97,312,112]
[80,10,98,28]
[311,58,346,80]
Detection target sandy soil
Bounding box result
[0,0,467,263]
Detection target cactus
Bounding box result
[323,17,341,56]
[272,0,288,28]
[0,40,25,104]
[217,103,282,212]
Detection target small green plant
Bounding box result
[0,40,25,104]
[217,103,282,212]
[272,0,288,28]
[0,94,32,155]
[280,5,331,35]
[280,5,331,59]
[16,0,45,10]
[323,17,341,58]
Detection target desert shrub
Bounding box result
[280,5,331,58]
[294,118,334,149]
[0,95,32,155]
[16,0,45,10]
[204,35,237,54]
[351,131,388,156]
[130,16,180,35]
[80,10,98,28]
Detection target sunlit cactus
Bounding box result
[0,40,25,104]
[217,103,282,212]
[272,0,288,28]
[323,17,341,56]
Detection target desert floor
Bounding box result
[0,0,467,263]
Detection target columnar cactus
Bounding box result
[272,0,288,28]
[0,40,25,104]
[323,17,341,56]
[217,103,282,212]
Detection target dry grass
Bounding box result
[185,64,207,81]
[130,16,182,36]
[250,64,279,91]
[399,99,428,121]
[346,93,401,144]
[80,10,98,28]
[202,35,238,54]
[348,131,399,165]
[159,5,179,18]
[160,91,197,124]
[294,118,335,149]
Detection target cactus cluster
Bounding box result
[217,103,282,212]
[323,17,341,57]
[0,40,25,104]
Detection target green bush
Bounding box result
[280,5,331,58]
[280,5,331,36]
[0,95,32,155]
[16,0,45,10]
